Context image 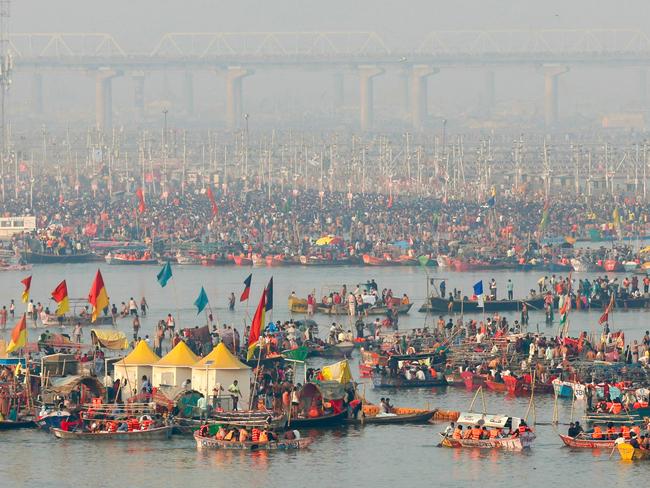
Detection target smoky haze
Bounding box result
[8,0,650,131]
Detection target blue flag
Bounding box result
[157,262,172,288]
[194,286,209,315]
[473,280,483,296]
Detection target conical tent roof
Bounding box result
[120,340,160,365]
[195,343,250,370]
[156,340,199,367]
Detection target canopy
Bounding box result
[194,343,249,370]
[91,329,129,350]
[321,359,352,384]
[120,340,160,365]
[156,340,199,367]
[456,412,519,428]
[315,235,344,246]
[47,375,105,397]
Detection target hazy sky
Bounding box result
[13,0,650,48]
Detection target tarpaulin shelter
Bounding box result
[91,329,129,350]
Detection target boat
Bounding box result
[194,431,313,450]
[0,263,31,272]
[617,442,650,460]
[623,261,640,272]
[484,379,509,393]
[51,425,173,440]
[603,259,624,272]
[0,419,36,430]
[559,434,616,449]
[175,252,201,265]
[421,295,545,314]
[503,375,554,395]
[105,252,158,265]
[552,379,585,398]
[36,410,73,430]
[21,251,98,264]
[231,254,253,266]
[201,255,234,266]
[570,258,600,272]
[299,255,359,266]
[334,341,355,357]
[371,371,447,388]
[347,405,435,425]
[286,409,348,428]
[461,371,485,390]
[440,412,536,450]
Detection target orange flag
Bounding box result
[6,314,27,353]
[88,270,109,322]
[20,276,31,304]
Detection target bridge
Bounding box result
[8,29,650,130]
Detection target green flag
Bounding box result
[283,346,309,362]
[157,261,173,287]
[194,286,209,315]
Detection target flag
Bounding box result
[88,269,109,323]
[20,276,31,304]
[157,262,173,288]
[240,273,252,302]
[206,186,218,217]
[136,187,146,214]
[265,277,273,312]
[194,286,209,315]
[559,294,571,330]
[247,288,267,360]
[387,194,393,209]
[538,200,550,232]
[51,280,70,316]
[599,294,615,325]
[6,314,27,353]
[473,280,484,308]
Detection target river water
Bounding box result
[0,264,648,487]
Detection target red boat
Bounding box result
[603,259,624,272]
[266,255,289,266]
[485,379,508,393]
[201,255,233,266]
[559,434,615,449]
[503,374,555,395]
[231,254,253,266]
[460,371,485,390]
[362,254,392,266]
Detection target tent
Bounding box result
[112,340,160,399]
[152,340,198,389]
[191,343,251,407]
[91,329,129,350]
[320,359,352,384]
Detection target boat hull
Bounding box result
[348,410,435,425]
[285,410,347,428]
[51,426,173,440]
[422,296,544,314]
[372,374,447,388]
[194,432,313,450]
[559,434,615,449]
[22,251,98,264]
[442,432,535,450]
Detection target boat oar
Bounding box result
[608,444,617,459]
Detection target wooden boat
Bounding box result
[51,425,173,440]
[21,250,98,264]
[231,254,253,266]
[348,406,435,425]
[335,341,355,357]
[559,434,616,449]
[105,254,158,265]
[570,258,600,272]
[0,263,31,272]
[371,372,447,388]
[617,442,650,460]
[362,254,393,266]
[484,379,508,393]
[299,255,359,266]
[175,252,201,265]
[440,412,536,450]
[445,372,465,387]
[441,432,535,450]
[285,410,347,428]
[422,295,545,314]
[503,375,554,395]
[316,303,412,316]
[603,259,624,272]
[41,312,114,327]
[201,255,234,266]
[194,431,313,450]
[0,419,36,430]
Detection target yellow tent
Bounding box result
[120,340,160,365]
[321,359,352,384]
[91,329,129,350]
[152,341,199,388]
[192,343,251,405]
[195,343,249,369]
[156,340,199,367]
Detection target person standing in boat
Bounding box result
[73,322,83,343]
[228,380,242,411]
[489,279,497,300]
[506,279,514,300]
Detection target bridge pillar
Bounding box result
[358,65,384,131]
[640,69,647,106]
[32,73,43,114]
[485,70,495,113]
[333,72,344,109]
[225,67,253,129]
[543,65,569,128]
[95,69,119,131]
[184,72,194,115]
[410,65,438,130]
[132,72,145,117]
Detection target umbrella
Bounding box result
[315,236,334,246]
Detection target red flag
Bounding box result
[599,294,615,325]
[240,273,252,302]
[20,275,31,304]
[136,188,146,214]
[206,186,218,217]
